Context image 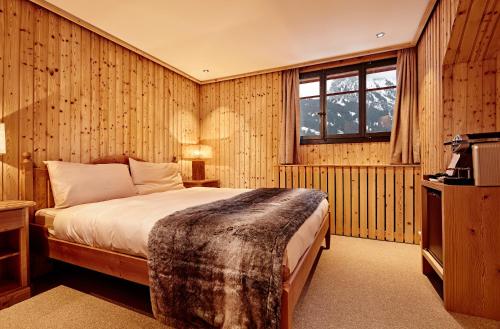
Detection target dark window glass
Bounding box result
[299,58,397,144]
[300,97,321,136]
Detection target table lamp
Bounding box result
[0,123,5,155]
[182,144,213,180]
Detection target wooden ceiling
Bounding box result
[444,0,500,64]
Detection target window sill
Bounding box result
[300,135,390,145]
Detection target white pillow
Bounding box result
[129,158,184,195]
[44,161,138,209]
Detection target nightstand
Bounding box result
[0,200,35,309]
[183,179,220,188]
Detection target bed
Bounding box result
[21,153,330,329]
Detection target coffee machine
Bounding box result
[440,132,500,186]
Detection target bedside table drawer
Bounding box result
[0,209,24,232]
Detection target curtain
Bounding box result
[279,69,301,164]
[389,48,420,164]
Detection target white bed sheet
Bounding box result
[47,187,329,273]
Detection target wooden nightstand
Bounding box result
[0,200,35,309]
[183,179,220,188]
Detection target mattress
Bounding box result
[36,187,329,274]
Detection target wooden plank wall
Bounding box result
[200,75,419,244]
[418,0,499,174]
[442,0,500,164]
[278,165,422,244]
[0,0,199,200]
[199,74,282,189]
[199,75,391,189]
[417,0,460,174]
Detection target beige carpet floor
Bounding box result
[293,236,499,329]
[0,236,498,328]
[0,286,164,329]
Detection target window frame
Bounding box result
[299,58,397,145]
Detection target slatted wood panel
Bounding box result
[200,73,282,189]
[418,0,500,174]
[279,165,421,244]
[200,75,391,188]
[417,0,460,174]
[0,0,199,200]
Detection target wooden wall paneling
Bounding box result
[305,166,313,188]
[266,74,273,188]
[404,167,415,244]
[414,168,422,244]
[342,167,351,236]
[335,167,343,235]
[470,0,500,62]
[443,64,454,164]
[154,64,162,162]
[238,79,245,188]
[141,58,149,160]
[497,55,500,130]
[376,167,385,240]
[20,1,34,171]
[456,0,489,63]
[47,12,60,161]
[114,46,123,157]
[98,38,108,157]
[122,49,130,157]
[395,167,404,242]
[327,166,335,233]
[249,76,256,188]
[90,32,100,160]
[0,0,5,194]
[272,73,280,187]
[0,0,199,197]
[385,167,395,242]
[3,0,21,200]
[278,165,420,244]
[229,79,235,188]
[80,29,91,163]
[167,69,174,163]
[147,60,155,162]
[467,61,483,132]
[350,167,359,238]
[313,166,320,190]
[135,57,143,159]
[482,58,496,131]
[359,167,368,238]
[367,167,376,239]
[70,23,81,163]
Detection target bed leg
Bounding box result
[325,223,331,250]
[281,287,292,329]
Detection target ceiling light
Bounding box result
[202,69,210,73]
[376,32,385,38]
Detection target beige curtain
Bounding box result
[389,48,420,164]
[279,69,301,164]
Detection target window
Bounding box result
[299,58,397,144]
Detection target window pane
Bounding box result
[327,71,359,94]
[300,97,321,136]
[366,65,396,89]
[326,93,359,135]
[299,79,320,98]
[366,88,395,133]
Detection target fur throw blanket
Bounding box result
[148,188,327,329]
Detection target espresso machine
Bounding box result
[433,132,500,185]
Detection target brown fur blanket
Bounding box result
[148,188,327,329]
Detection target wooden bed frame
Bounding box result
[21,153,330,329]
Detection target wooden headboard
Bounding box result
[20,153,176,212]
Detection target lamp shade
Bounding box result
[0,123,5,155]
[182,144,212,160]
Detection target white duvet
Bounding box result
[52,187,329,273]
